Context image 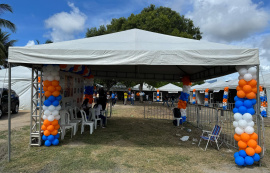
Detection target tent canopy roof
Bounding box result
[132,83,156,91]
[158,83,182,92]
[8,29,259,82]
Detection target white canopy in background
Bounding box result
[158,83,182,93]
[0,66,31,110]
[208,80,231,91]
[192,82,211,91]
[132,83,156,91]
[9,29,259,82]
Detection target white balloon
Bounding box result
[48,105,55,112]
[52,110,59,116]
[243,73,252,81]
[48,115,54,121]
[252,74,257,80]
[54,75,60,81]
[47,65,54,72]
[248,67,257,75]
[235,127,244,135]
[55,115,60,120]
[233,121,239,128]
[243,113,252,122]
[247,121,254,127]
[43,76,47,81]
[44,110,52,116]
[236,65,247,71]
[51,71,59,76]
[239,68,248,76]
[245,126,254,134]
[43,105,48,111]
[234,113,243,121]
[47,75,54,81]
[224,91,228,95]
[238,120,248,129]
[238,76,243,80]
[54,66,60,71]
[43,115,48,120]
[56,105,61,111]
[43,71,51,77]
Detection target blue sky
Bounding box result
[1,0,270,80]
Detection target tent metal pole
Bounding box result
[8,63,11,162]
[256,64,261,166]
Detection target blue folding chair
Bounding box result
[198,125,222,151]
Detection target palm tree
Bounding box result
[0,29,16,67]
[0,4,16,32]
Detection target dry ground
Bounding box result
[0,103,269,173]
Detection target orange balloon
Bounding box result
[43,86,48,92]
[252,87,257,94]
[52,91,60,97]
[248,79,257,87]
[224,87,229,91]
[237,90,246,98]
[48,86,56,92]
[45,91,52,97]
[54,124,60,130]
[240,133,250,142]
[255,145,262,153]
[234,134,241,141]
[44,130,50,136]
[238,140,247,149]
[51,80,59,86]
[55,85,62,91]
[47,125,55,132]
[243,85,252,93]
[59,64,67,69]
[43,80,52,87]
[250,133,258,140]
[51,129,58,136]
[43,119,51,126]
[51,119,59,126]
[246,147,255,156]
[205,98,208,101]
[246,92,256,99]
[239,79,247,87]
[41,125,47,131]
[247,139,257,148]
[236,86,242,91]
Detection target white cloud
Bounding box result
[44,2,87,42]
[25,40,35,46]
[186,0,270,42]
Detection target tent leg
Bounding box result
[8,63,11,162]
[256,64,261,167]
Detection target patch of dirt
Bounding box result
[0,110,30,131]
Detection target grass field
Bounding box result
[0,103,269,173]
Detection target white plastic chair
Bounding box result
[100,110,107,125]
[90,108,102,129]
[67,107,81,135]
[80,110,94,134]
[59,110,74,140]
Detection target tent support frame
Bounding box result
[8,63,11,162]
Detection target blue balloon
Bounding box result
[253,153,260,162]
[239,150,247,157]
[235,156,245,166]
[245,156,254,165]
[55,133,60,139]
[52,100,59,106]
[234,96,239,102]
[52,139,59,145]
[193,94,195,97]
[45,140,52,147]
[223,95,228,99]
[48,96,56,102]
[205,95,208,98]
[251,99,257,105]
[42,135,47,141]
[247,108,255,115]
[235,101,244,108]
[223,106,227,110]
[233,108,239,114]
[48,135,55,141]
[239,106,247,114]
[244,100,252,108]
[44,100,52,106]
[56,95,62,101]
[234,152,239,158]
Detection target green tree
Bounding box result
[0,29,16,67]
[0,4,16,32]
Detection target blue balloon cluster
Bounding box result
[260,96,267,102]
[192,101,196,104]
[223,95,228,99]
[179,92,189,102]
[42,134,60,146]
[222,106,227,110]
[261,110,267,117]
[233,96,256,115]
[84,86,94,95]
[157,92,159,102]
[234,151,260,166]
[44,95,62,107]
[192,94,195,97]
[205,95,208,99]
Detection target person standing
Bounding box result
[124,91,128,105]
[162,94,170,107]
[171,94,175,107]
[131,92,135,105]
[111,92,116,106]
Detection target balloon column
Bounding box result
[84,75,94,104]
[157,89,160,102]
[41,65,62,147]
[223,87,229,110]
[260,86,267,117]
[192,89,196,104]
[204,89,209,107]
[128,88,131,101]
[233,66,262,166]
[178,76,191,122]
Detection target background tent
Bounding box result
[158,83,182,93]
[132,83,156,91]
[0,66,31,110]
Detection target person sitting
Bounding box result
[82,98,91,115]
[93,102,107,128]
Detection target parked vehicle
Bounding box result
[0,88,19,118]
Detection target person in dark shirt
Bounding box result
[171,95,175,107]
[162,94,170,107]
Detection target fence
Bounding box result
[144,101,176,120]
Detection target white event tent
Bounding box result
[158,83,182,93]
[132,83,156,91]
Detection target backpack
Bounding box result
[173,108,181,118]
